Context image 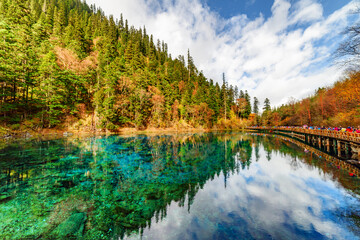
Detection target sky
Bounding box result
[85,0,359,108]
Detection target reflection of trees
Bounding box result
[1,133,359,239]
[0,133,254,239]
[255,145,260,162]
[253,132,360,230]
[251,133,360,196]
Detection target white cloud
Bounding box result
[247,0,257,6]
[124,144,358,240]
[85,0,357,108]
[290,0,324,25]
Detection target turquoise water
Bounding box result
[1,132,360,239]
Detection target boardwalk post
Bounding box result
[337,141,342,157]
[248,127,360,170]
[326,138,330,152]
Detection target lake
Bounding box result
[0,132,360,239]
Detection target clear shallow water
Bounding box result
[1,132,360,239]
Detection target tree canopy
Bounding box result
[0,0,254,131]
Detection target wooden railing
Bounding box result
[250,132,360,176]
[248,127,360,144]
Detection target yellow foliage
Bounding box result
[54,46,98,74]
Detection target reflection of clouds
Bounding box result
[225,148,349,239]
[127,144,360,240]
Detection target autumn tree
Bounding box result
[0,0,240,131]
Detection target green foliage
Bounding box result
[244,90,251,118]
[0,0,248,130]
[253,97,259,114]
[263,98,271,112]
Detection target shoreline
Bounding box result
[0,126,247,142]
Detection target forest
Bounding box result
[0,0,257,133]
[0,0,359,135]
[261,72,360,127]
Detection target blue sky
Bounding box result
[204,0,349,19]
[85,0,358,108]
[204,0,273,19]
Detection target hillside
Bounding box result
[1,0,358,136]
[0,0,251,134]
[260,72,360,127]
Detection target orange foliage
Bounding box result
[235,98,248,117]
[178,81,185,93]
[148,86,165,127]
[248,113,256,122]
[334,72,360,107]
[188,103,214,127]
[270,112,281,126]
[148,86,162,95]
[275,71,360,127]
[192,82,198,96]
[172,100,179,121]
[55,46,98,74]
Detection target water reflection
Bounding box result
[0,133,359,239]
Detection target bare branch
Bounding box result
[335,5,360,70]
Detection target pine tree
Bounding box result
[221,73,228,119]
[53,2,67,36]
[234,86,239,100]
[0,20,17,109]
[187,49,195,81]
[264,98,271,111]
[253,97,259,114]
[0,0,241,130]
[37,51,64,127]
[239,90,244,99]
[244,90,251,117]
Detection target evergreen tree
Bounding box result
[0,0,239,130]
[253,97,259,114]
[221,73,228,119]
[244,90,251,118]
[239,90,244,99]
[187,49,195,81]
[53,1,67,35]
[263,98,271,111]
[37,51,64,127]
[234,86,239,100]
[0,20,17,111]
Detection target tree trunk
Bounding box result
[13,81,16,102]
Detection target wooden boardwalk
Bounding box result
[247,127,360,171]
[250,132,360,177]
[247,127,360,144]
